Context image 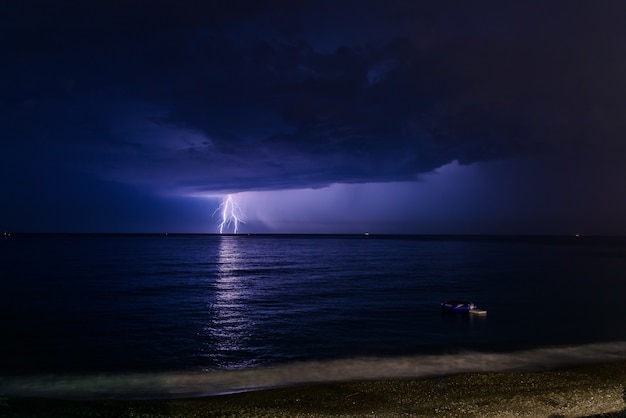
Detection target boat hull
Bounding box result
[440,301,477,312]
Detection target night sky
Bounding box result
[3,1,626,234]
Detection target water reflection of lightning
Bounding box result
[215,194,244,234]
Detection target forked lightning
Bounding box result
[215,194,244,234]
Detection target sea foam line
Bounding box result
[2,341,626,400]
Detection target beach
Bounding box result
[2,361,625,417]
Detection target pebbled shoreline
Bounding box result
[1,361,625,417]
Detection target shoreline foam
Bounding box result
[3,341,626,401]
[2,361,625,417]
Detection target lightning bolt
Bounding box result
[214,194,244,234]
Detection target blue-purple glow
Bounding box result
[215,194,244,234]
[194,157,621,235]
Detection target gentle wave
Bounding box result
[2,341,626,400]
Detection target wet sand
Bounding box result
[2,361,625,417]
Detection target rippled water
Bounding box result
[1,234,626,398]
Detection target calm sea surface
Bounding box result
[1,234,626,398]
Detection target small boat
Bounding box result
[441,301,477,312]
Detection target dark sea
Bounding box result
[1,234,626,399]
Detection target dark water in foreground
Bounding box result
[1,234,626,399]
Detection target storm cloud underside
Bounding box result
[2,1,626,233]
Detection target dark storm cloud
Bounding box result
[3,0,626,194]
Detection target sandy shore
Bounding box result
[1,361,625,417]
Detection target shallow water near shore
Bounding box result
[2,234,626,398]
[2,342,626,399]
[3,361,626,418]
